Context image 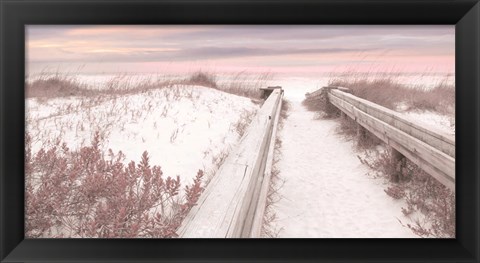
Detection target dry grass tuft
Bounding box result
[261,137,285,238]
[179,71,273,99]
[185,71,218,88]
[335,115,382,150]
[234,109,257,138]
[26,75,90,98]
[303,89,340,118]
[26,73,173,99]
[278,99,291,129]
[302,95,325,112]
[217,71,273,99]
[328,73,454,116]
[27,70,274,101]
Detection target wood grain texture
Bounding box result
[178,89,283,238]
[249,98,283,237]
[328,89,455,191]
[330,89,455,158]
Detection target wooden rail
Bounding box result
[322,87,455,191]
[178,88,283,238]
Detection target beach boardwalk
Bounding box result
[270,99,418,238]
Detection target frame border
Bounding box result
[1,0,479,262]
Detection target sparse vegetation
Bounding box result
[279,99,291,128]
[26,73,171,99]
[25,70,262,238]
[261,138,285,238]
[261,99,290,237]
[203,150,229,186]
[335,115,382,150]
[185,71,218,88]
[234,109,257,137]
[217,71,272,99]
[27,70,273,100]
[26,74,89,98]
[184,71,272,99]
[25,132,204,238]
[303,89,340,118]
[328,72,455,116]
[359,147,455,238]
[302,93,325,112]
[303,73,455,238]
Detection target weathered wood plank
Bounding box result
[229,90,283,237]
[330,88,455,158]
[328,93,455,191]
[328,93,455,178]
[249,98,283,237]
[226,122,272,237]
[178,89,283,237]
[177,163,248,237]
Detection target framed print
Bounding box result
[1,0,479,262]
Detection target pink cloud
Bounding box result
[26,25,455,75]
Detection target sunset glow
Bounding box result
[26,25,455,75]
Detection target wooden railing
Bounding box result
[178,85,454,238]
[322,87,455,191]
[178,88,283,238]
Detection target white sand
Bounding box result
[402,110,455,136]
[270,99,418,238]
[26,85,259,185]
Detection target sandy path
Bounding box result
[271,101,417,238]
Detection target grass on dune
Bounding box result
[327,71,454,116]
[301,70,456,238]
[26,70,273,100]
[25,69,266,238]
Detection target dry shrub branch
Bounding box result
[25,132,204,238]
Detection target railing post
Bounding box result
[322,87,339,117]
[260,86,282,99]
[324,86,352,118]
[390,147,406,182]
[356,124,367,141]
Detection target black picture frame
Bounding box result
[1,0,479,262]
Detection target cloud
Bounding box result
[26,25,454,73]
[164,25,453,43]
[174,46,375,61]
[31,45,376,63]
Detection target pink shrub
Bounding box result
[25,132,204,238]
[358,147,455,238]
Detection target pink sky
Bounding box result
[26,25,455,75]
